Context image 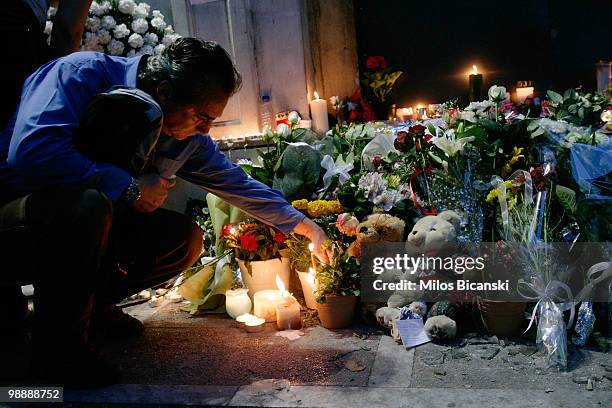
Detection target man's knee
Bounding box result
[182,220,203,267]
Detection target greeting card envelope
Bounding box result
[395,318,431,349]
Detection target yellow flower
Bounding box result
[307,200,328,218]
[292,199,308,210]
[501,147,525,176]
[387,175,400,188]
[486,189,499,203]
[326,200,343,214]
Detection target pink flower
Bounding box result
[336,213,360,236]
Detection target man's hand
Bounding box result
[132,174,176,213]
[293,217,332,264]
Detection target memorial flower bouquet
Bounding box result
[361,56,403,103]
[220,221,289,265]
[46,0,181,57]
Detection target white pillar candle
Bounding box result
[244,316,266,333]
[310,91,329,135]
[276,296,302,330]
[253,290,285,322]
[225,288,252,319]
[515,86,534,103]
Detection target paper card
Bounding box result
[395,318,431,349]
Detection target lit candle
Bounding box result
[236,312,257,327]
[253,277,288,322]
[514,81,534,103]
[297,267,318,309]
[397,107,414,122]
[244,316,266,333]
[275,275,302,330]
[225,288,252,319]
[309,91,329,135]
[308,242,317,272]
[469,65,483,102]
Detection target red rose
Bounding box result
[366,56,379,69]
[240,231,258,252]
[409,124,426,135]
[348,110,360,123]
[394,131,414,152]
[361,100,377,122]
[376,56,387,69]
[221,224,234,239]
[372,155,382,168]
[423,133,432,144]
[273,231,286,244]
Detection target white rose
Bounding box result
[128,33,144,48]
[44,21,53,36]
[288,111,300,125]
[263,126,274,141]
[97,29,111,45]
[162,33,180,46]
[488,85,507,101]
[276,123,291,138]
[460,110,477,123]
[89,2,100,15]
[107,39,125,56]
[85,16,101,33]
[101,15,116,30]
[164,25,174,35]
[113,24,130,39]
[144,32,158,45]
[134,3,151,18]
[126,48,138,58]
[153,44,166,55]
[47,7,57,18]
[118,0,137,15]
[97,1,112,15]
[151,17,167,31]
[601,109,612,123]
[131,18,149,34]
[141,45,154,55]
[152,10,164,19]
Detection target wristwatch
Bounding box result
[122,177,141,204]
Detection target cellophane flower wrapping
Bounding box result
[536,300,568,370]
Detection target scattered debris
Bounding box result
[433,369,447,376]
[275,330,305,341]
[451,349,468,360]
[249,379,291,395]
[464,384,472,388]
[421,352,446,366]
[155,288,168,296]
[482,347,500,360]
[518,346,537,356]
[572,376,589,385]
[545,388,554,393]
[353,332,368,340]
[507,349,520,356]
[147,295,164,307]
[344,359,366,372]
[586,379,594,391]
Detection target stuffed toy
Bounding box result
[405,210,461,257]
[357,213,405,325]
[424,315,457,340]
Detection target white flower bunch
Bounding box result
[357,172,405,211]
[45,0,180,58]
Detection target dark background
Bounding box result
[354,0,611,107]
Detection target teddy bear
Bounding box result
[375,211,463,341]
[353,213,405,325]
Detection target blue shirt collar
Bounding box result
[125,55,143,88]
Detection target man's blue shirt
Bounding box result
[0,51,304,233]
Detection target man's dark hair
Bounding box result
[138,37,242,106]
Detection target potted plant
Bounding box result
[221,221,291,300]
[314,240,361,329]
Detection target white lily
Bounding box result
[432,129,475,157]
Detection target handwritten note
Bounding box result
[395,318,431,349]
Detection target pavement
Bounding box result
[1,299,611,408]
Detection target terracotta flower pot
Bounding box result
[478,297,526,337]
[316,295,357,329]
[237,257,291,300]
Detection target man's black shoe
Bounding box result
[91,306,145,339]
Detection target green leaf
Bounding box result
[530,127,545,138]
[547,90,563,104]
[428,151,443,164]
[556,185,576,214]
[526,120,540,132]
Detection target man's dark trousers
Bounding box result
[0,186,203,351]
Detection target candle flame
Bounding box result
[308,242,315,252]
[472,65,478,74]
[275,275,287,295]
[229,227,236,235]
[313,91,320,100]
